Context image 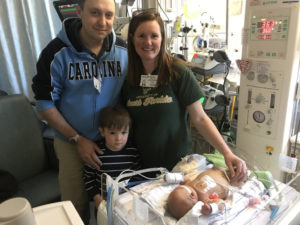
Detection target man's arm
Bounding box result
[39,107,103,169]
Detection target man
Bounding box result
[31,0,128,222]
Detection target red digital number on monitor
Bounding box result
[261,20,275,34]
[258,35,272,40]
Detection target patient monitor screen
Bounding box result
[53,1,78,21]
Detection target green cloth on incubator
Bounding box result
[249,171,273,189]
[203,150,227,168]
[203,151,273,189]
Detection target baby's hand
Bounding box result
[201,203,212,215]
[248,197,260,207]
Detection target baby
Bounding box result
[167,168,244,220]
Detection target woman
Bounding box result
[122,10,247,183]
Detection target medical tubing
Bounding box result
[118,180,155,198]
[262,172,300,209]
[115,167,168,183]
[206,177,262,200]
[126,179,153,187]
[105,168,168,224]
[157,0,170,22]
[106,185,113,225]
[211,169,280,203]
[219,69,230,132]
[267,200,294,223]
[114,168,168,197]
[116,168,169,225]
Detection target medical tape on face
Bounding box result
[195,175,217,192]
[178,185,193,195]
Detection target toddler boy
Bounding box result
[83,105,141,208]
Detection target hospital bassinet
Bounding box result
[98,154,300,225]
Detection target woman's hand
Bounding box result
[223,152,248,183]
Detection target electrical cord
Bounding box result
[218,68,230,132]
[156,0,170,22]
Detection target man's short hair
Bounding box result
[77,0,116,9]
[77,0,85,8]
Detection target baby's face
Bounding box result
[168,185,198,219]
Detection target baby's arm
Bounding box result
[201,199,225,215]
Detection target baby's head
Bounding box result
[167,185,198,220]
[99,105,131,151]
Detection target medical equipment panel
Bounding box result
[236,0,300,180]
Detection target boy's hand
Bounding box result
[93,194,103,209]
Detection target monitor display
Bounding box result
[53,0,78,21]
